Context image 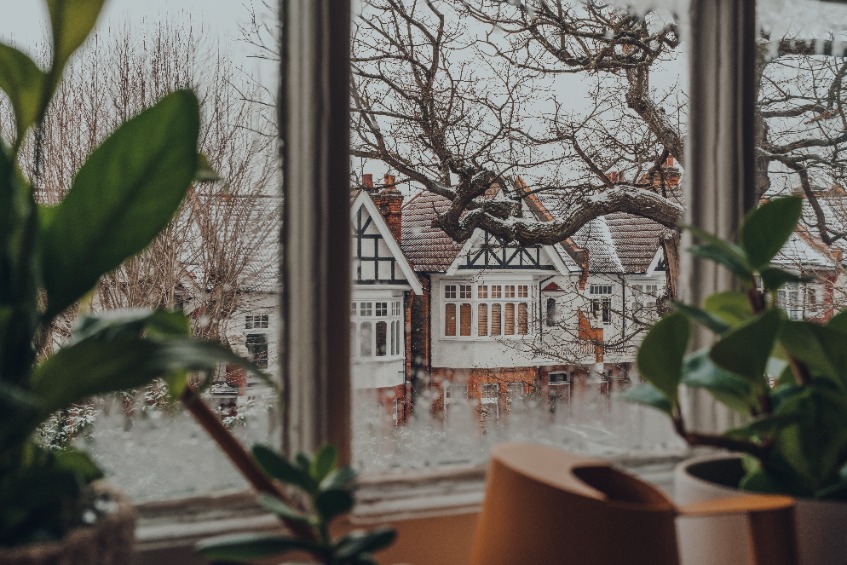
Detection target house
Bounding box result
[396,164,677,420]
[350,175,423,424]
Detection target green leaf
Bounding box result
[0,383,43,449]
[252,445,315,493]
[312,444,337,483]
[334,528,397,560]
[709,310,779,384]
[53,449,103,483]
[671,301,730,334]
[195,532,321,561]
[740,197,803,269]
[703,291,753,326]
[636,312,690,401]
[31,337,263,413]
[771,386,847,490]
[195,153,221,182]
[686,224,752,278]
[0,44,46,138]
[780,321,847,387]
[620,383,673,415]
[257,493,313,527]
[71,309,190,344]
[315,488,354,522]
[681,349,754,414]
[46,0,106,77]
[40,90,200,318]
[826,310,847,334]
[321,466,358,491]
[759,267,807,292]
[724,413,803,440]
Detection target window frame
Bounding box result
[136,0,762,559]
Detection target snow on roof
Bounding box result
[571,217,624,273]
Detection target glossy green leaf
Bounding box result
[334,528,397,560]
[315,488,354,522]
[740,197,803,269]
[710,310,779,383]
[826,310,847,334]
[31,337,262,413]
[40,90,199,318]
[46,0,106,76]
[681,349,754,414]
[771,387,847,490]
[759,267,807,292]
[195,532,321,561]
[621,383,673,415]
[71,309,190,344]
[257,493,313,526]
[671,301,730,334]
[636,312,690,401]
[321,466,358,491]
[686,224,752,278]
[703,291,753,326]
[312,444,337,483]
[0,44,46,138]
[780,321,847,387]
[252,445,315,492]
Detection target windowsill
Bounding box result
[134,449,689,563]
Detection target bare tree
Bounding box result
[1,21,279,350]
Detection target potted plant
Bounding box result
[0,1,265,561]
[195,444,396,565]
[626,195,847,564]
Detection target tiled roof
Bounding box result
[571,217,624,273]
[400,190,464,272]
[605,212,665,273]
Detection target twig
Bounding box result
[180,386,316,542]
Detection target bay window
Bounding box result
[351,300,403,358]
[443,282,532,338]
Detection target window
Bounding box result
[245,314,269,329]
[591,298,612,324]
[546,297,558,327]
[443,282,531,338]
[246,334,269,369]
[351,300,404,358]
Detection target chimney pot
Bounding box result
[362,173,373,190]
[384,174,396,189]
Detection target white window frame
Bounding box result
[441,281,532,339]
[135,0,763,559]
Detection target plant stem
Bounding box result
[179,386,316,542]
[673,407,770,460]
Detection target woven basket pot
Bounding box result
[0,482,136,565]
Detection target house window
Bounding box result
[443,282,531,338]
[546,297,558,327]
[245,333,268,369]
[591,298,612,324]
[352,299,404,358]
[245,314,269,329]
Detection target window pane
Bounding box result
[375,321,387,356]
[504,303,515,335]
[490,304,502,336]
[445,303,457,336]
[360,322,373,356]
[460,303,472,336]
[350,0,689,470]
[478,304,488,336]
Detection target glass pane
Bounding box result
[350,0,689,470]
[0,2,282,502]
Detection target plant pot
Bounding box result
[0,482,136,565]
[674,454,847,565]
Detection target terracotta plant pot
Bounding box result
[674,454,847,565]
[0,482,136,565]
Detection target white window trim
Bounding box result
[441,280,533,340]
[135,0,760,559]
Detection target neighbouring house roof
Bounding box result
[399,175,668,276]
[351,190,424,295]
[400,190,474,273]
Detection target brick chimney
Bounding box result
[646,155,681,198]
[362,173,374,191]
[370,173,403,243]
